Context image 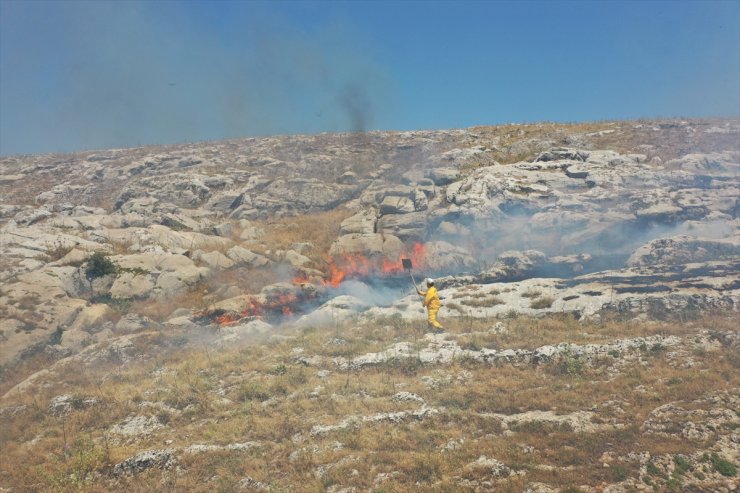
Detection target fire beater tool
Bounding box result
[402,258,419,290]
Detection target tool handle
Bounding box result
[410,272,419,291]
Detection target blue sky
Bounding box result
[1,0,738,156]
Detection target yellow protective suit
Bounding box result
[419,285,443,330]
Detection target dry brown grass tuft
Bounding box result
[250,208,352,259]
[1,311,737,492]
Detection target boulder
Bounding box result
[112,253,209,299]
[212,222,233,237]
[219,320,273,343]
[283,250,312,268]
[379,196,415,215]
[226,246,271,267]
[413,188,428,211]
[376,185,414,201]
[205,192,244,213]
[253,178,356,214]
[110,272,156,300]
[377,212,428,242]
[339,209,377,235]
[337,171,357,185]
[477,250,547,283]
[564,164,589,179]
[422,241,477,272]
[61,304,117,350]
[195,250,235,269]
[295,295,369,328]
[435,221,470,237]
[535,148,589,162]
[634,203,685,223]
[115,314,159,334]
[627,235,740,267]
[427,168,459,185]
[667,151,740,178]
[329,233,404,260]
[238,223,265,241]
[0,319,54,366]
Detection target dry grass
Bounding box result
[529,296,555,309]
[249,208,352,260]
[1,311,737,492]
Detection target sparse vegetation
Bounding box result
[521,290,542,298]
[0,313,737,492]
[530,296,555,309]
[43,240,76,262]
[461,295,505,307]
[710,452,737,477]
[1,120,739,492]
[84,251,117,295]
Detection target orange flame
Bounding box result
[295,242,428,288]
[216,313,241,326]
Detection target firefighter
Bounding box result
[417,278,443,332]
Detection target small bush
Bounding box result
[530,296,555,309]
[673,455,690,472]
[646,461,662,477]
[85,252,117,281]
[43,435,110,490]
[710,453,736,477]
[85,252,117,296]
[237,383,270,402]
[269,364,288,375]
[461,296,504,307]
[460,339,482,351]
[610,465,629,482]
[559,348,584,376]
[521,290,541,298]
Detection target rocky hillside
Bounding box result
[0,119,738,492]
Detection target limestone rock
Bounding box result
[377,212,428,242]
[379,196,415,215]
[115,314,159,334]
[283,250,312,268]
[427,167,459,185]
[329,233,404,260]
[478,250,547,283]
[226,245,271,267]
[219,320,273,343]
[627,235,740,267]
[423,241,477,272]
[195,250,235,269]
[110,271,156,299]
[295,295,369,328]
[339,209,377,235]
[61,304,117,350]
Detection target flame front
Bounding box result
[306,242,428,288]
[212,243,428,327]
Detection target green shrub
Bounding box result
[710,453,736,477]
[646,461,661,476]
[560,348,584,376]
[85,252,117,296]
[85,252,117,280]
[673,455,690,476]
